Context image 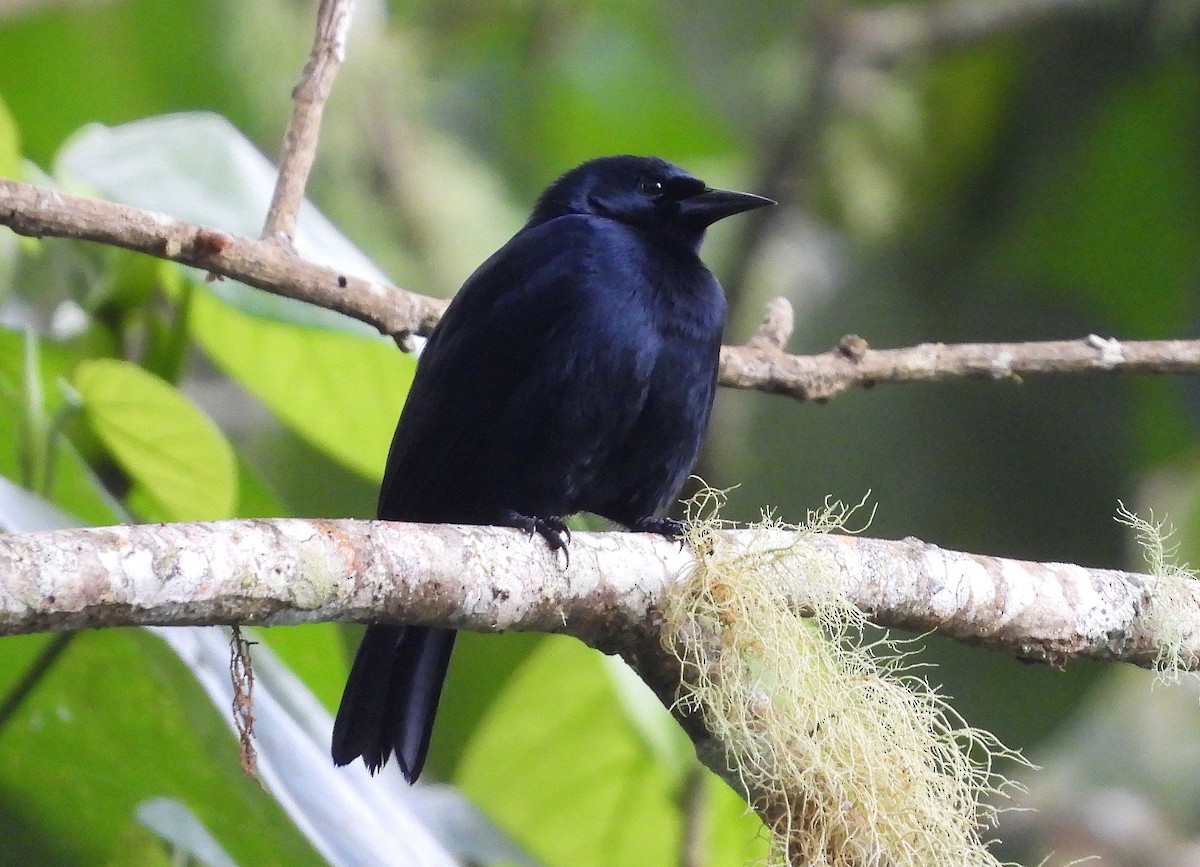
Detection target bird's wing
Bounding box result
[377,215,657,522]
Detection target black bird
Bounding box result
[331,155,773,781]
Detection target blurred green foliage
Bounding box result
[0,0,242,164]
[1,0,1199,864]
[0,630,323,866]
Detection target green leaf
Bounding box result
[0,328,122,525]
[601,652,696,783]
[189,288,411,480]
[0,0,234,166]
[0,414,124,528]
[56,112,389,333]
[0,629,323,865]
[433,631,545,780]
[704,773,770,865]
[456,636,679,867]
[254,624,350,713]
[74,358,237,521]
[233,452,289,520]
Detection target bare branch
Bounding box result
[719,327,1200,402]
[3,178,1198,398]
[261,0,356,243]
[0,519,1188,670]
[0,178,446,338]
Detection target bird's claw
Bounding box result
[499,510,571,565]
[628,515,688,542]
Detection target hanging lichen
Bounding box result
[661,488,1027,866]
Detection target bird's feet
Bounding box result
[627,515,688,540]
[499,510,571,564]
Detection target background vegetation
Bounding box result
[1,0,1199,864]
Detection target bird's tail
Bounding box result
[331,624,457,782]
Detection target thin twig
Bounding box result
[261,0,357,243]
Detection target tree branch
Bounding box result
[261,0,356,243]
[722,325,1200,401]
[0,178,446,338]
[3,177,1198,398]
[0,519,1188,670]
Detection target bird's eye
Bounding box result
[639,178,666,199]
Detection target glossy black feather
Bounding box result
[332,155,772,781]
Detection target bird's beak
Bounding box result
[680,188,775,226]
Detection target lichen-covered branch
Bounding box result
[0,519,1190,670]
[3,177,1199,399]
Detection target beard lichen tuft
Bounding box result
[1116,501,1200,684]
[661,487,1028,866]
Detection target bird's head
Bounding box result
[528,155,774,250]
